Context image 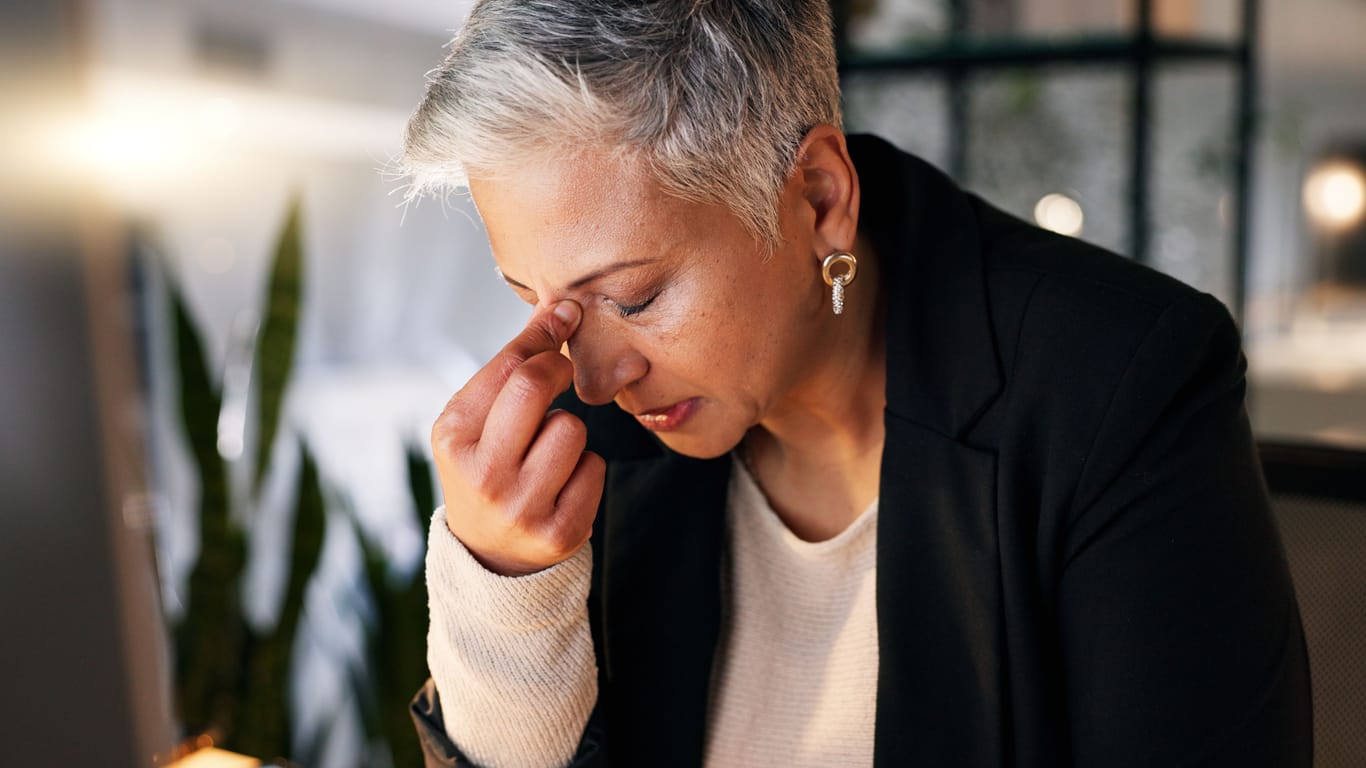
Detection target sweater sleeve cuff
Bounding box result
[427,505,593,631]
[425,506,598,768]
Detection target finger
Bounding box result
[544,450,606,554]
[518,410,590,507]
[477,352,576,469]
[440,300,581,440]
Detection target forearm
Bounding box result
[426,506,598,768]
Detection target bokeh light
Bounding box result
[1033,192,1085,237]
[1303,160,1366,231]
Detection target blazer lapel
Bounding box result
[853,134,1003,437]
[874,417,1004,766]
[851,135,1008,766]
[598,450,731,767]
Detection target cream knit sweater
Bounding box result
[427,458,879,768]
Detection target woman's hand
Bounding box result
[431,300,605,577]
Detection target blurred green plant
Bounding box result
[169,198,326,765]
[351,449,433,768]
[233,448,327,762]
[253,201,303,492]
[170,278,244,742]
[167,197,434,766]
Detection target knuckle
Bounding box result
[429,424,449,456]
[543,411,588,451]
[430,424,462,462]
[528,349,573,381]
[537,519,582,561]
[573,452,607,491]
[582,450,606,476]
[489,351,526,385]
[466,453,507,499]
[503,322,558,363]
[506,364,556,404]
[434,396,475,437]
[523,319,561,352]
[493,503,533,535]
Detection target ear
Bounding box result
[793,124,860,258]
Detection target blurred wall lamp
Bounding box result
[1303,150,1366,290]
[1304,159,1366,233]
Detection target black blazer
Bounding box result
[413,135,1312,767]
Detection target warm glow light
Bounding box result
[1034,192,1085,237]
[198,96,242,139]
[1304,161,1366,230]
[45,107,196,208]
[166,746,260,768]
[65,116,185,173]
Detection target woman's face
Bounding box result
[469,137,853,459]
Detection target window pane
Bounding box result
[843,73,951,172]
[841,0,1241,49]
[964,68,1128,255]
[1152,64,1238,306]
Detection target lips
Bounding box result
[632,397,699,432]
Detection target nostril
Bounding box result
[573,378,614,407]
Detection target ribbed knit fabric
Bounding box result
[425,457,879,768]
[426,507,598,768]
[702,458,879,767]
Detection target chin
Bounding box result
[652,429,743,460]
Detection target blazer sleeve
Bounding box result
[411,681,609,768]
[1057,293,1313,766]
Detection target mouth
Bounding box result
[631,397,699,432]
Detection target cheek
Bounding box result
[652,319,764,401]
[630,251,794,385]
[648,285,740,365]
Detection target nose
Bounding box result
[566,319,649,406]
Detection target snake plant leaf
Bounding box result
[235,442,328,762]
[169,282,248,739]
[389,450,435,768]
[352,518,390,748]
[252,197,304,493]
[353,449,433,768]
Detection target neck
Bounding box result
[742,234,887,540]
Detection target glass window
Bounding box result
[844,73,952,170]
[964,68,1128,256]
[1152,64,1238,306]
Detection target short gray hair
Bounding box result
[402,0,843,245]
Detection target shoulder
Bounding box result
[940,193,1249,514]
[976,194,1220,332]
[968,195,1241,403]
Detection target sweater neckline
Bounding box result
[728,454,879,554]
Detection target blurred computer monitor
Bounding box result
[1,2,177,752]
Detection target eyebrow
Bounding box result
[499,258,658,293]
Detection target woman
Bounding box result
[400,1,1311,766]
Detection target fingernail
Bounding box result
[553,300,581,328]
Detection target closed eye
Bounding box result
[614,294,658,318]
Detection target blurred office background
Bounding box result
[1,0,1363,766]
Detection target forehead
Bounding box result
[468,149,744,280]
